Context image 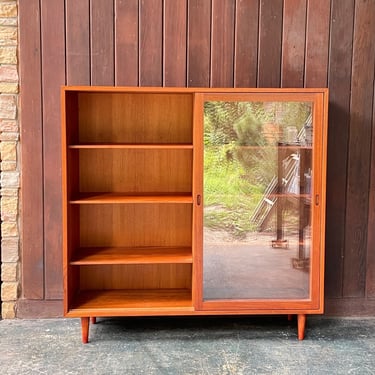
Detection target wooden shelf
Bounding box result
[67,289,193,316]
[70,247,192,265]
[70,192,193,204]
[69,143,193,149]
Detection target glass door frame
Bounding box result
[192,90,328,313]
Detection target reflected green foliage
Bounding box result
[204,101,265,146]
[204,145,262,238]
[204,101,311,239]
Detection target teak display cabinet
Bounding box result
[62,86,328,343]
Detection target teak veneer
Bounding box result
[62,86,328,343]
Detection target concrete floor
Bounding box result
[1,316,375,374]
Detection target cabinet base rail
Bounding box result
[80,314,307,343]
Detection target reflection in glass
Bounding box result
[203,101,313,300]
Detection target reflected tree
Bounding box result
[203,101,311,239]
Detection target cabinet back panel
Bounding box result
[65,266,80,312]
[78,93,193,143]
[64,92,79,145]
[79,149,192,193]
[79,204,192,247]
[67,205,80,259]
[80,264,192,289]
[66,149,79,197]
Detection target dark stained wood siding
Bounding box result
[19,0,44,300]
[115,0,139,86]
[281,0,307,88]
[258,0,283,87]
[325,0,354,299]
[164,0,187,86]
[234,0,259,88]
[304,0,330,88]
[211,0,235,87]
[90,0,115,86]
[343,0,375,298]
[18,0,375,317]
[367,76,375,297]
[40,0,65,299]
[187,0,211,87]
[140,0,163,86]
[65,0,90,85]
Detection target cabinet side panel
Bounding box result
[310,93,328,310]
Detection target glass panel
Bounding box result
[203,101,313,300]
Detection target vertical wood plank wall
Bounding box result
[18,0,375,317]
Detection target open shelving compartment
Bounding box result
[62,88,195,339]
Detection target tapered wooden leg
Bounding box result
[81,317,90,344]
[287,314,293,321]
[90,317,96,324]
[297,314,306,340]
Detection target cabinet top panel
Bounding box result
[61,86,328,95]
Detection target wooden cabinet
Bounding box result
[62,87,328,343]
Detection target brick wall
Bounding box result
[0,0,19,319]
